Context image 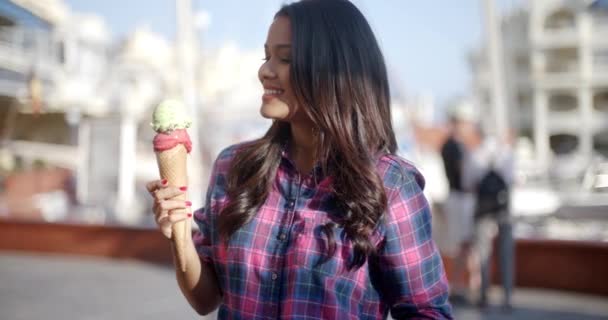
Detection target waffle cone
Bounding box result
[156,143,189,272]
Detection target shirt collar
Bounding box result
[280,139,327,187]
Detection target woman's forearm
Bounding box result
[172,239,222,315]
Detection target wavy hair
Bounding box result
[218,0,397,270]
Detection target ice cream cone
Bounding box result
[156,143,189,272]
[151,98,193,273]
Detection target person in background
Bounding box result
[440,100,478,301]
[464,132,515,311]
[146,0,453,318]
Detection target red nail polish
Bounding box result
[179,186,188,191]
[185,201,192,206]
[161,179,168,185]
[187,213,192,218]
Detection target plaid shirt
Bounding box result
[193,143,452,319]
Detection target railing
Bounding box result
[545,59,579,73]
[593,62,608,85]
[9,140,80,170]
[546,112,580,135]
[534,73,581,90]
[538,28,579,49]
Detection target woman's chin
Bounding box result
[260,104,289,120]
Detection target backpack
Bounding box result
[475,169,509,219]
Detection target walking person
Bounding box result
[466,135,515,310]
[146,1,452,318]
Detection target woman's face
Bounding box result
[258,16,302,122]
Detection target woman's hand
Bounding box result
[146,179,192,239]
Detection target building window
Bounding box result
[550,134,579,155]
[544,8,577,30]
[594,91,608,112]
[549,93,578,112]
[594,130,608,157]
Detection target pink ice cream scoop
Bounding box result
[153,129,192,153]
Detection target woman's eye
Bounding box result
[261,56,289,63]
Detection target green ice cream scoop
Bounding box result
[151,99,192,133]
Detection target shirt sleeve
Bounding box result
[192,180,216,262]
[192,208,213,263]
[192,149,228,263]
[372,165,453,319]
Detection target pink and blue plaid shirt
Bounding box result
[193,143,453,319]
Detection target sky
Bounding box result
[64,0,521,107]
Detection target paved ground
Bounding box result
[1,252,607,320]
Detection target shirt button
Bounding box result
[279,233,287,241]
[271,272,278,280]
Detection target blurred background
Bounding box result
[0,0,607,319]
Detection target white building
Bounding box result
[470,0,608,182]
[0,0,176,224]
[0,0,277,225]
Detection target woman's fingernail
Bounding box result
[185,201,192,206]
[161,179,168,185]
[187,213,192,218]
[179,186,188,191]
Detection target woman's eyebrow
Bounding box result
[264,44,292,49]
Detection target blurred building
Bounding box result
[0,0,69,220]
[470,0,608,183]
[0,0,62,116]
[0,0,278,225]
[0,0,174,224]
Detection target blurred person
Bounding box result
[146,0,452,318]
[27,69,43,116]
[440,100,477,301]
[464,133,515,311]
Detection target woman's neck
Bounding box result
[289,121,317,174]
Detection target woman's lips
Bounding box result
[262,88,284,102]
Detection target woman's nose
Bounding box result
[259,62,277,80]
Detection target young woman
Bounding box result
[147,0,452,318]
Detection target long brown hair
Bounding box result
[218,0,397,270]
